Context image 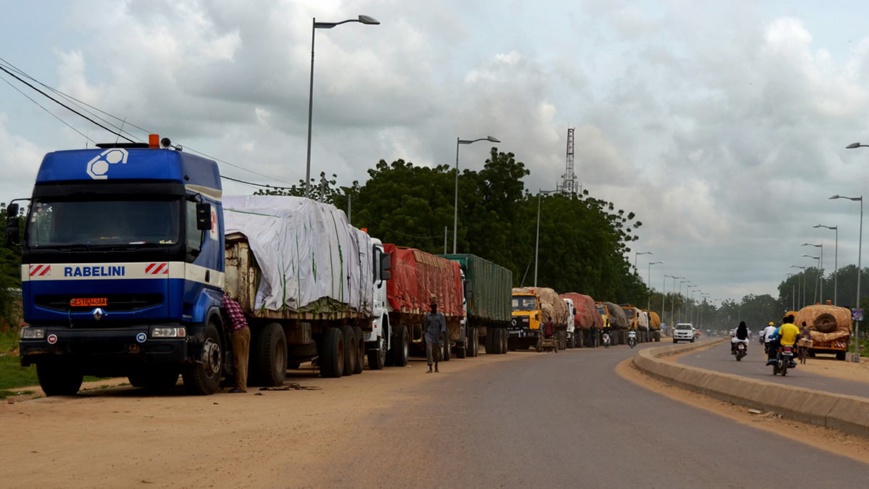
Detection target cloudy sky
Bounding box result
[2,0,869,306]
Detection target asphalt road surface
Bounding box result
[317,344,868,488]
[677,339,868,398]
[3,343,867,488]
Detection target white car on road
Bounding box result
[673,323,695,343]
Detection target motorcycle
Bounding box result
[734,341,747,361]
[628,331,637,349]
[602,332,611,348]
[772,345,796,376]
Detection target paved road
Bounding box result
[315,344,868,488]
[677,340,869,398]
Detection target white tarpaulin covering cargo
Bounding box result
[223,196,374,315]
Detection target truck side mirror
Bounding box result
[379,252,391,281]
[196,203,212,231]
[463,280,473,299]
[5,203,20,246]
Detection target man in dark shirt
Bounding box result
[424,296,446,373]
[222,292,250,393]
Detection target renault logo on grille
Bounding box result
[92,308,106,320]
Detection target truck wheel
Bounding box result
[442,336,452,362]
[37,360,83,396]
[341,326,357,376]
[353,326,365,374]
[568,335,575,349]
[368,336,386,370]
[836,351,846,361]
[456,331,467,358]
[485,331,494,354]
[182,321,223,395]
[393,326,409,367]
[320,327,344,378]
[251,322,287,387]
[128,367,179,389]
[499,328,508,354]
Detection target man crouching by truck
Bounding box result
[425,295,446,373]
[222,292,250,393]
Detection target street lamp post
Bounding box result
[803,243,824,303]
[791,265,806,309]
[830,193,863,362]
[647,261,662,313]
[453,135,500,253]
[675,279,688,323]
[814,224,838,305]
[634,251,652,273]
[305,15,380,199]
[684,285,696,322]
[665,274,682,332]
[802,254,821,304]
[534,189,557,287]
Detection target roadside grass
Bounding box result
[0,330,38,398]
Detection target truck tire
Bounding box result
[368,335,387,370]
[37,360,84,396]
[182,321,223,395]
[456,331,467,358]
[392,326,409,367]
[442,336,451,362]
[485,330,494,354]
[568,334,575,349]
[499,328,508,354]
[128,367,180,390]
[836,350,846,361]
[320,327,344,378]
[468,327,478,357]
[341,326,357,376]
[353,326,365,374]
[251,322,287,387]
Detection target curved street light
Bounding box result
[666,275,683,332]
[790,265,806,309]
[647,261,662,313]
[305,15,380,198]
[814,224,838,305]
[830,193,863,362]
[634,251,652,272]
[802,243,824,304]
[453,135,500,253]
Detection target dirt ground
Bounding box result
[0,354,522,489]
[3,344,868,488]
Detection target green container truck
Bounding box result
[440,254,513,356]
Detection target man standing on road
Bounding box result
[222,291,250,393]
[424,295,446,373]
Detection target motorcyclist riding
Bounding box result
[766,315,800,367]
[731,321,750,355]
[762,321,778,355]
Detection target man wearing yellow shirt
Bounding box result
[766,314,801,366]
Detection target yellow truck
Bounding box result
[509,287,569,350]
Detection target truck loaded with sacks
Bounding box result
[560,292,603,347]
[373,244,465,365]
[13,138,389,396]
[509,287,570,351]
[793,303,852,361]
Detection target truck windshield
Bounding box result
[26,199,181,248]
[596,305,606,315]
[512,296,537,311]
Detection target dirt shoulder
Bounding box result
[0,353,524,489]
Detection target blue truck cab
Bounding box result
[9,136,228,395]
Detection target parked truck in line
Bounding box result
[509,287,569,351]
[560,292,602,347]
[647,311,662,341]
[377,244,465,363]
[12,137,389,396]
[621,305,649,343]
[440,253,513,355]
[596,301,628,345]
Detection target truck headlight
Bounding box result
[151,327,187,338]
[20,327,46,339]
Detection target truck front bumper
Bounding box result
[19,325,191,372]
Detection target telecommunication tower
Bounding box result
[557,127,578,196]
